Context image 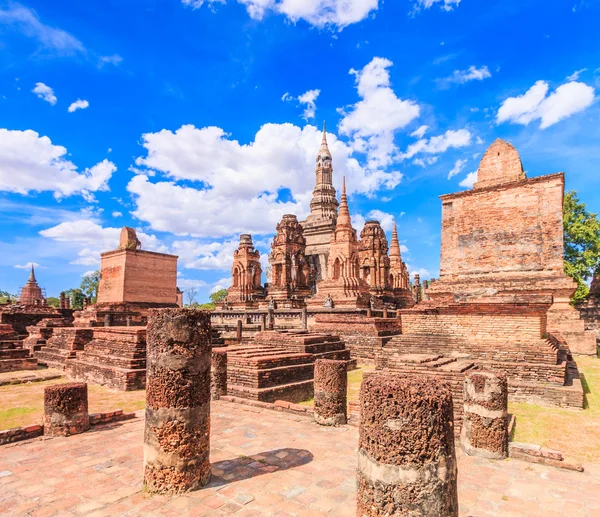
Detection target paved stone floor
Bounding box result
[1,401,599,517]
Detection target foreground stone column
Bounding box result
[358,373,458,517]
[314,359,347,426]
[460,371,508,459]
[44,382,90,437]
[144,308,212,494]
[211,350,227,400]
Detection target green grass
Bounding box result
[0,406,39,429]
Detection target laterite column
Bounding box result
[144,308,212,494]
[460,371,508,459]
[44,382,90,437]
[357,373,458,517]
[313,359,347,426]
[211,350,227,400]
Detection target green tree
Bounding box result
[80,271,100,303]
[209,289,228,305]
[563,191,600,304]
[64,288,86,310]
[46,296,60,308]
[0,289,17,304]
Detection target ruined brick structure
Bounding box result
[300,125,339,285]
[211,349,227,400]
[357,373,458,516]
[576,275,600,352]
[460,371,509,460]
[144,309,212,494]
[267,214,312,304]
[226,234,265,308]
[389,220,414,308]
[377,139,589,417]
[359,220,393,304]
[313,359,347,426]
[43,382,90,437]
[18,265,46,307]
[0,323,37,373]
[308,178,370,308]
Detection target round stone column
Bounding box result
[313,359,347,426]
[460,371,508,459]
[357,373,458,517]
[44,382,90,437]
[144,308,212,494]
[211,350,227,400]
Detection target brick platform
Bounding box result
[35,327,94,370]
[0,324,37,373]
[65,327,147,391]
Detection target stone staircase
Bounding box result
[35,328,93,370]
[0,324,37,373]
[65,327,147,391]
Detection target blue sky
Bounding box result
[1,0,599,302]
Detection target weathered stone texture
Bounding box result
[43,382,90,437]
[460,371,508,459]
[211,349,227,400]
[313,359,347,426]
[357,373,458,517]
[144,308,212,494]
[473,138,526,190]
[226,234,265,308]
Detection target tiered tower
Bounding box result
[389,220,414,307]
[18,265,46,306]
[300,124,339,285]
[359,220,393,304]
[226,234,265,308]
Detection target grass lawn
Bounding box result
[0,376,146,429]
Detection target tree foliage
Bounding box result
[46,296,60,308]
[64,288,86,310]
[210,289,228,305]
[80,271,100,303]
[563,191,600,303]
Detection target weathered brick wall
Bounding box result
[98,249,178,305]
[438,174,565,281]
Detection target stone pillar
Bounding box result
[383,307,388,318]
[260,313,266,331]
[59,292,65,309]
[236,319,243,343]
[357,373,458,517]
[313,359,347,426]
[126,315,132,327]
[144,308,212,494]
[267,307,274,330]
[366,307,372,318]
[301,307,308,330]
[43,382,90,437]
[211,350,227,400]
[460,371,509,460]
[104,313,113,327]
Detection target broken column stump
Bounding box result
[357,373,458,517]
[313,359,347,426]
[211,350,227,400]
[460,371,508,459]
[144,308,212,494]
[43,382,90,437]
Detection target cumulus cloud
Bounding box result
[173,238,241,270]
[448,158,467,179]
[0,129,116,201]
[410,125,429,138]
[412,0,460,12]
[497,80,595,129]
[32,82,56,105]
[408,267,432,279]
[0,4,85,55]
[413,157,438,167]
[339,57,420,169]
[437,65,491,89]
[283,89,321,120]
[39,220,167,266]
[129,122,400,238]
[459,171,477,188]
[183,0,379,29]
[67,99,89,112]
[400,129,471,160]
[112,211,122,218]
[14,261,41,269]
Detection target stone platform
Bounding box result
[0,324,37,374]
[1,401,599,516]
[35,328,94,370]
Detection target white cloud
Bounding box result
[400,128,471,160]
[408,267,432,280]
[112,211,123,218]
[129,122,400,238]
[210,277,232,292]
[0,4,85,55]
[177,277,209,290]
[437,65,491,89]
[365,209,395,231]
[82,270,97,277]
[98,54,123,67]
[0,129,116,201]
[458,171,477,188]
[497,80,595,129]
[182,0,378,29]
[67,99,89,112]
[410,125,429,138]
[448,158,467,179]
[566,68,587,81]
[15,261,41,269]
[412,0,460,12]
[413,156,438,167]
[339,57,420,169]
[173,238,240,271]
[39,220,168,266]
[297,89,320,120]
[32,82,56,105]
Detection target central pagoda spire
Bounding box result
[308,122,339,221]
